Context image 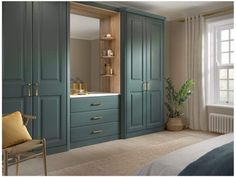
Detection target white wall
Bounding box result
[165,20,234,123]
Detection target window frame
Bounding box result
[205,16,234,106]
[215,23,234,105]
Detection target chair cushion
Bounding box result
[3,111,32,149]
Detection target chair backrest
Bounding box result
[2,113,36,126]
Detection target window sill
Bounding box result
[206,104,234,109]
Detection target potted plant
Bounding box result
[165,78,194,131]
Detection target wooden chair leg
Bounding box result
[4,150,8,176]
[42,139,47,176]
[15,155,20,176]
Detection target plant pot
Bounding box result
[166,117,184,131]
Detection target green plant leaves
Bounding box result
[165,78,194,118]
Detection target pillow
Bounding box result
[2,111,32,149]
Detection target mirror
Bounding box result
[70,14,100,93]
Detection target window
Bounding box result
[206,16,234,105]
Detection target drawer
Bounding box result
[71,96,119,112]
[71,109,119,127]
[71,122,119,142]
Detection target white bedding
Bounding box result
[138,133,234,176]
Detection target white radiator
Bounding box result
[209,113,234,134]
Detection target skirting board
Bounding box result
[71,134,120,149]
[125,126,165,138]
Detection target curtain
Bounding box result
[185,15,208,131]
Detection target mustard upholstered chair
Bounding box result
[2,112,47,176]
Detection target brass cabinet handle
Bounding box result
[26,83,32,97]
[91,130,103,134]
[91,116,103,120]
[33,83,39,96]
[90,103,101,106]
[147,82,150,91]
[143,82,147,91]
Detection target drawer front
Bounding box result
[71,122,119,142]
[71,109,119,127]
[71,96,119,112]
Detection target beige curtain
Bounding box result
[185,15,208,131]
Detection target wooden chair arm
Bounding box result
[22,115,36,126]
[22,115,36,120]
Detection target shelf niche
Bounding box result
[70,2,120,94]
[100,14,120,93]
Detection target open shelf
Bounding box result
[100,37,115,40]
[101,56,115,59]
[101,74,115,77]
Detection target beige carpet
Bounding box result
[8,129,219,176]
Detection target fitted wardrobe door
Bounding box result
[126,13,146,132]
[146,18,164,128]
[32,2,67,149]
[2,2,33,132]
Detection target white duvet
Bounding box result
[138,133,234,176]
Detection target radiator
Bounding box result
[209,113,234,134]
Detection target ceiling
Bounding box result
[102,1,233,21]
[70,14,100,40]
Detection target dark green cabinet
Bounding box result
[3,2,68,153]
[70,96,120,148]
[121,11,164,138]
[3,2,33,132]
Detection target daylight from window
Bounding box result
[206,16,234,105]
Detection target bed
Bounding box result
[138,133,234,176]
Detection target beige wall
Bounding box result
[166,21,187,88]
[165,20,234,123]
[70,38,100,91]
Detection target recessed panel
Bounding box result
[131,92,144,127]
[41,96,61,144]
[150,23,161,80]
[147,91,162,128]
[40,3,60,81]
[3,3,25,81]
[130,19,143,80]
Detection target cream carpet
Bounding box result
[8,129,219,176]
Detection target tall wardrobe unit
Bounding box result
[121,10,165,138]
[3,2,68,153]
[3,2,165,154]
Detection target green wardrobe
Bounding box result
[2,2,68,153]
[121,10,165,138]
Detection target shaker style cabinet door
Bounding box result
[2,2,33,133]
[145,18,164,128]
[126,13,146,132]
[122,10,165,138]
[32,2,67,149]
[3,2,68,152]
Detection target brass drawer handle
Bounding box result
[90,103,101,106]
[91,116,103,120]
[91,130,103,134]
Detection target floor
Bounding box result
[8,129,219,176]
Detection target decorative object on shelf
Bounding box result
[102,50,107,56]
[165,78,194,131]
[104,64,110,75]
[105,33,112,38]
[71,77,88,95]
[109,68,113,75]
[107,49,114,57]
